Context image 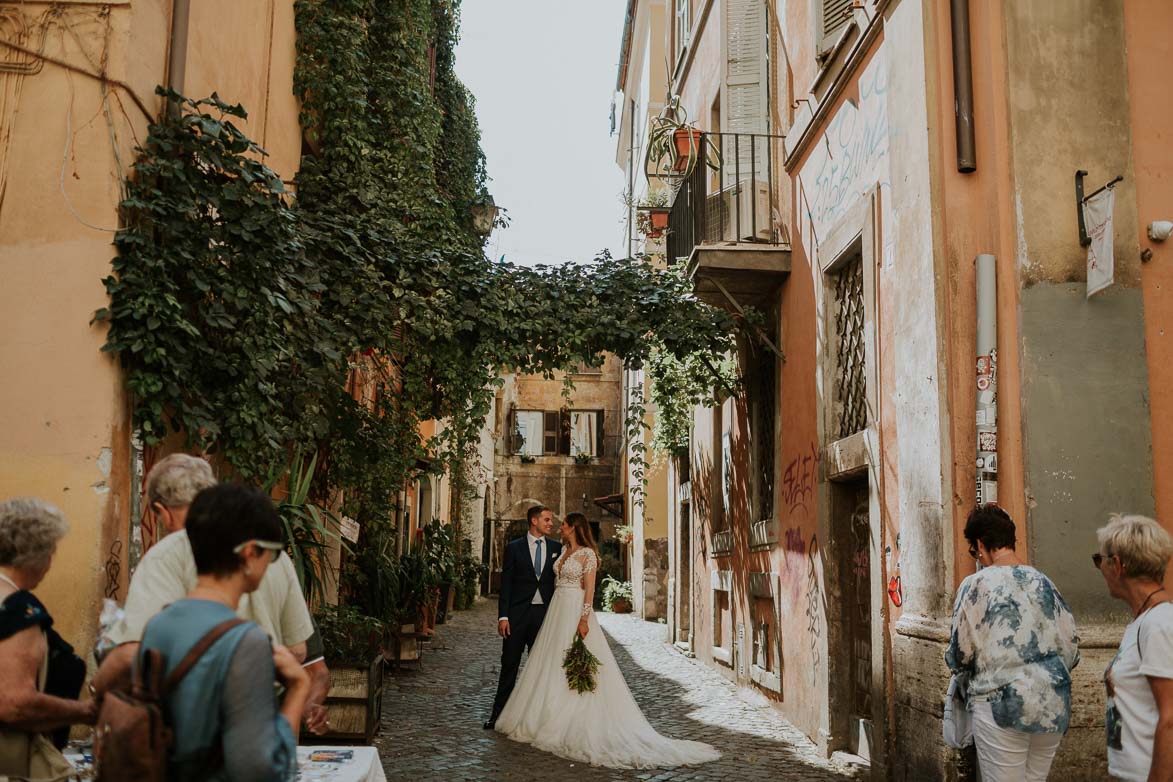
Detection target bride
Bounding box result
[495,512,720,769]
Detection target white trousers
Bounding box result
[971,701,1063,782]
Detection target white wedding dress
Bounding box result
[495,547,720,769]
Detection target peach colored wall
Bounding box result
[0,0,302,655]
[1124,0,1173,562]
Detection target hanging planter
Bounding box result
[672,128,703,172]
[634,189,673,240]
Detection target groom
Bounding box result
[484,504,561,729]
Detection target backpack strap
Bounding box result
[164,618,246,694]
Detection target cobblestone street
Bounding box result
[376,599,858,781]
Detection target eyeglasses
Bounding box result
[233,539,284,563]
[1092,552,1120,570]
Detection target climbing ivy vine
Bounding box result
[98,0,742,532]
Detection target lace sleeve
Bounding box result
[580,550,599,617]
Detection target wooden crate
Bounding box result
[314,656,383,744]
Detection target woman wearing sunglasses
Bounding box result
[138,483,309,782]
[946,504,1080,782]
[1096,514,1173,782]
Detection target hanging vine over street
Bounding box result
[97,0,743,538]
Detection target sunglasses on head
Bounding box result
[232,539,284,563]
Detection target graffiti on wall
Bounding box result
[781,443,817,516]
[804,534,822,685]
[885,532,903,607]
[800,50,890,241]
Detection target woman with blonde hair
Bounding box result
[495,512,718,768]
[1096,513,1173,782]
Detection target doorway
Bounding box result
[832,477,873,759]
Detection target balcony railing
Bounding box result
[666,132,787,265]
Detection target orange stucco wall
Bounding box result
[1125,0,1173,561]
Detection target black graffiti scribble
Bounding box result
[782,443,817,514]
[804,534,821,685]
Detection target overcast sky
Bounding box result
[455,0,629,267]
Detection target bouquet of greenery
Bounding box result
[563,634,601,694]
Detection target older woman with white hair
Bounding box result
[0,498,96,777]
[1097,513,1173,782]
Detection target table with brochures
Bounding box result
[65,744,386,782]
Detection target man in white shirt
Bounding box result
[484,505,559,729]
[93,454,326,731]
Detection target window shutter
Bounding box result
[506,406,515,454]
[820,0,853,54]
[595,410,605,457]
[559,410,572,456]
[723,0,767,183]
[543,411,559,455]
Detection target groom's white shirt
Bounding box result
[498,532,549,621]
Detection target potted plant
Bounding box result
[313,604,385,743]
[422,519,457,624]
[519,453,536,464]
[634,189,672,239]
[602,576,633,613]
[454,543,487,610]
[615,524,634,545]
[573,452,593,466]
[645,95,719,177]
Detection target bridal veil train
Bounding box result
[495,544,720,769]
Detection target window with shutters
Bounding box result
[513,409,603,457]
[723,0,768,181]
[747,307,778,526]
[818,0,853,56]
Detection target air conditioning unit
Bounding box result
[703,180,773,243]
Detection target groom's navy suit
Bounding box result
[489,534,562,722]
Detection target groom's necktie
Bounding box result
[534,539,543,579]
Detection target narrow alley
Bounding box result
[376,599,858,781]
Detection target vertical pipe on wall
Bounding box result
[950,0,976,173]
[167,0,192,118]
[975,255,998,507]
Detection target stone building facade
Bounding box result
[615,0,1173,779]
[488,357,626,592]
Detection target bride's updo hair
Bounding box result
[564,512,598,554]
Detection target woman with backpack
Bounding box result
[138,483,310,781]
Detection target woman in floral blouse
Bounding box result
[946,504,1080,782]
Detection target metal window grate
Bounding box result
[833,256,867,439]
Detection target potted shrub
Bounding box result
[602,575,633,613]
[313,604,385,743]
[645,95,720,177]
[422,519,457,624]
[573,452,593,466]
[634,189,672,239]
[454,544,487,610]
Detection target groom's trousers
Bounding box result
[490,602,547,720]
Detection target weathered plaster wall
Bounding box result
[1003,0,1152,621]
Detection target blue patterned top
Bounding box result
[946,565,1080,733]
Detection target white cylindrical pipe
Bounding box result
[975,254,998,506]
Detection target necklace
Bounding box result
[1136,587,1166,617]
[989,550,1016,566]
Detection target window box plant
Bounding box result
[573,452,593,466]
[634,189,672,239]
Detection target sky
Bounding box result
[455,0,629,267]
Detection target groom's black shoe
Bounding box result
[482,719,496,730]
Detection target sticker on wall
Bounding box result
[887,574,903,607]
[977,375,991,391]
[978,431,997,453]
[976,355,992,376]
[984,454,998,473]
[976,456,986,470]
[982,480,998,504]
[976,409,987,426]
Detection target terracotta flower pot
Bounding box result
[672,128,702,172]
[611,597,632,614]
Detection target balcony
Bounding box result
[663,132,791,312]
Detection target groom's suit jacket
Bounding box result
[498,535,562,620]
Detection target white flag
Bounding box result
[1084,187,1115,298]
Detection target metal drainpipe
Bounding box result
[167,0,192,117]
[950,0,976,173]
[975,254,998,509]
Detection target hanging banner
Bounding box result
[1083,187,1115,298]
